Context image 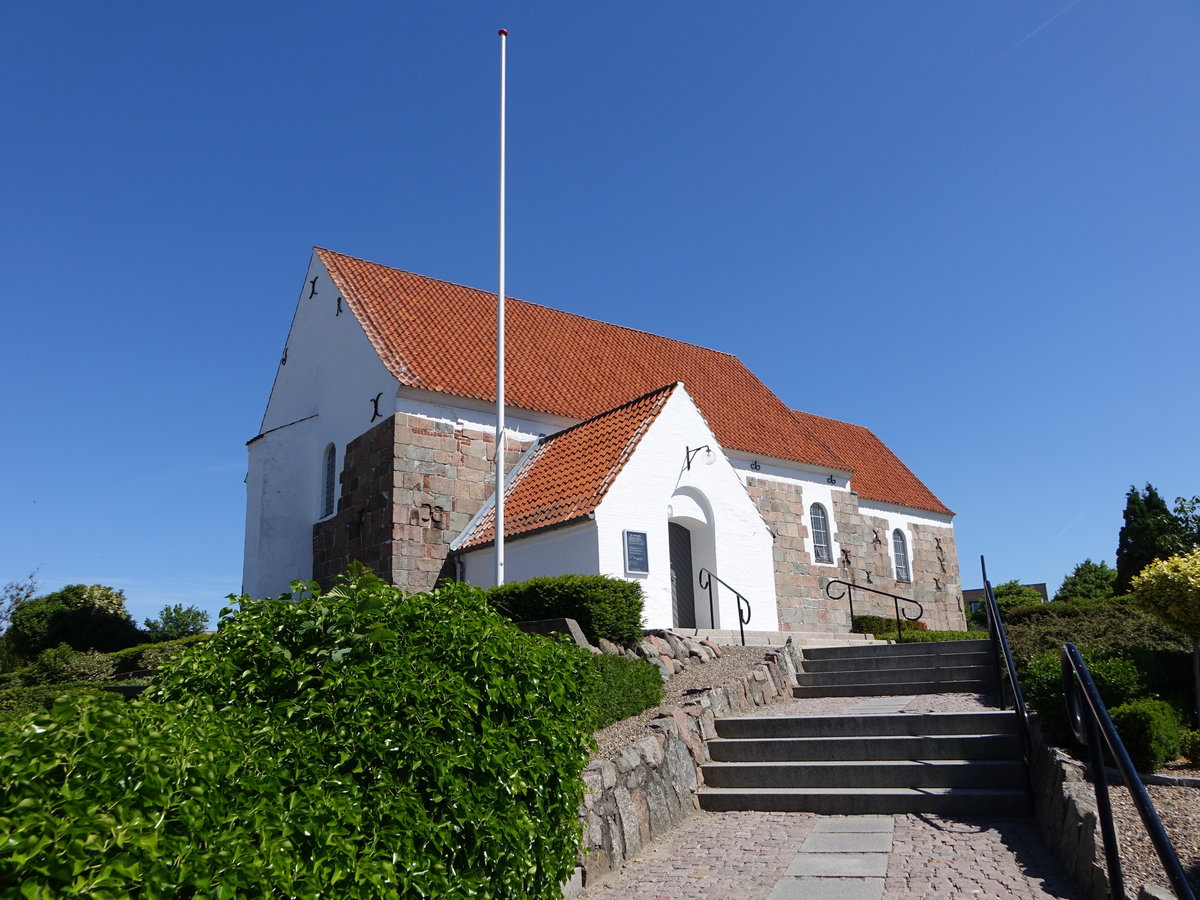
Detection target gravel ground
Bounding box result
[589,642,1200,896]
[1101,772,1200,896]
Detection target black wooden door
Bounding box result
[669,522,696,628]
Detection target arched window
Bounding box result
[892,529,911,582]
[809,503,832,563]
[321,444,337,518]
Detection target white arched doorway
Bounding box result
[668,488,718,628]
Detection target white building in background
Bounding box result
[244,247,965,633]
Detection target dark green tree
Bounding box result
[1053,558,1117,603]
[993,580,1044,615]
[6,584,140,658]
[143,603,211,641]
[1116,484,1191,594]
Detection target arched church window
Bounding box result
[809,503,832,563]
[321,444,337,519]
[893,529,911,582]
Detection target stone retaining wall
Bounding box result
[574,636,804,888]
[1029,723,1110,900]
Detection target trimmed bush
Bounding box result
[0,568,596,897]
[1004,596,1189,660]
[851,615,927,639]
[0,683,109,716]
[20,644,116,685]
[1022,649,1149,743]
[894,629,989,644]
[107,633,212,674]
[487,574,644,645]
[1110,698,1182,773]
[585,654,664,729]
[1181,729,1200,765]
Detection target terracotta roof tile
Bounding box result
[791,410,952,516]
[314,247,951,516]
[316,248,846,471]
[460,384,677,547]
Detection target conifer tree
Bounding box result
[1116,484,1189,594]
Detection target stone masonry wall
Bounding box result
[313,413,530,592]
[744,477,965,633]
[577,639,804,889]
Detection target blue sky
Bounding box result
[2,2,1197,626]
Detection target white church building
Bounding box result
[243,248,965,633]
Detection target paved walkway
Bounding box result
[579,811,1082,900]
[580,692,1083,900]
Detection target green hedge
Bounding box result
[1004,596,1189,660]
[0,682,110,716]
[0,569,596,898]
[894,629,989,643]
[585,654,664,729]
[487,574,644,645]
[107,633,212,674]
[1110,698,1182,773]
[851,615,927,639]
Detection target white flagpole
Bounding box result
[495,27,507,587]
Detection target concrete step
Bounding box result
[697,786,1031,816]
[794,663,996,687]
[798,650,994,673]
[800,639,992,661]
[702,759,1027,790]
[673,628,887,648]
[715,710,1020,740]
[792,678,998,698]
[708,732,1021,762]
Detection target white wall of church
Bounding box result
[459,520,599,587]
[594,388,777,632]
[243,252,401,599]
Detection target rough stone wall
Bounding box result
[313,413,530,592]
[577,642,801,887]
[744,477,964,633]
[1029,723,1109,900]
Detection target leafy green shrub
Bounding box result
[7,584,141,658]
[0,683,108,716]
[143,603,210,641]
[1181,729,1200,765]
[852,614,927,638]
[1022,649,1149,743]
[1110,698,1182,773]
[585,654,664,729]
[0,568,596,897]
[20,644,115,686]
[487,574,644,645]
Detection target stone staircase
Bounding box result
[792,638,998,697]
[697,639,1030,816]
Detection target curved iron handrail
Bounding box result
[697,568,752,646]
[980,557,1033,766]
[1061,642,1195,900]
[823,578,922,643]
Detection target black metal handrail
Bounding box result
[697,569,752,646]
[823,579,923,643]
[1061,642,1195,900]
[980,556,1033,765]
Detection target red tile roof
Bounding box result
[459,384,677,548]
[791,411,952,515]
[315,247,951,516]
